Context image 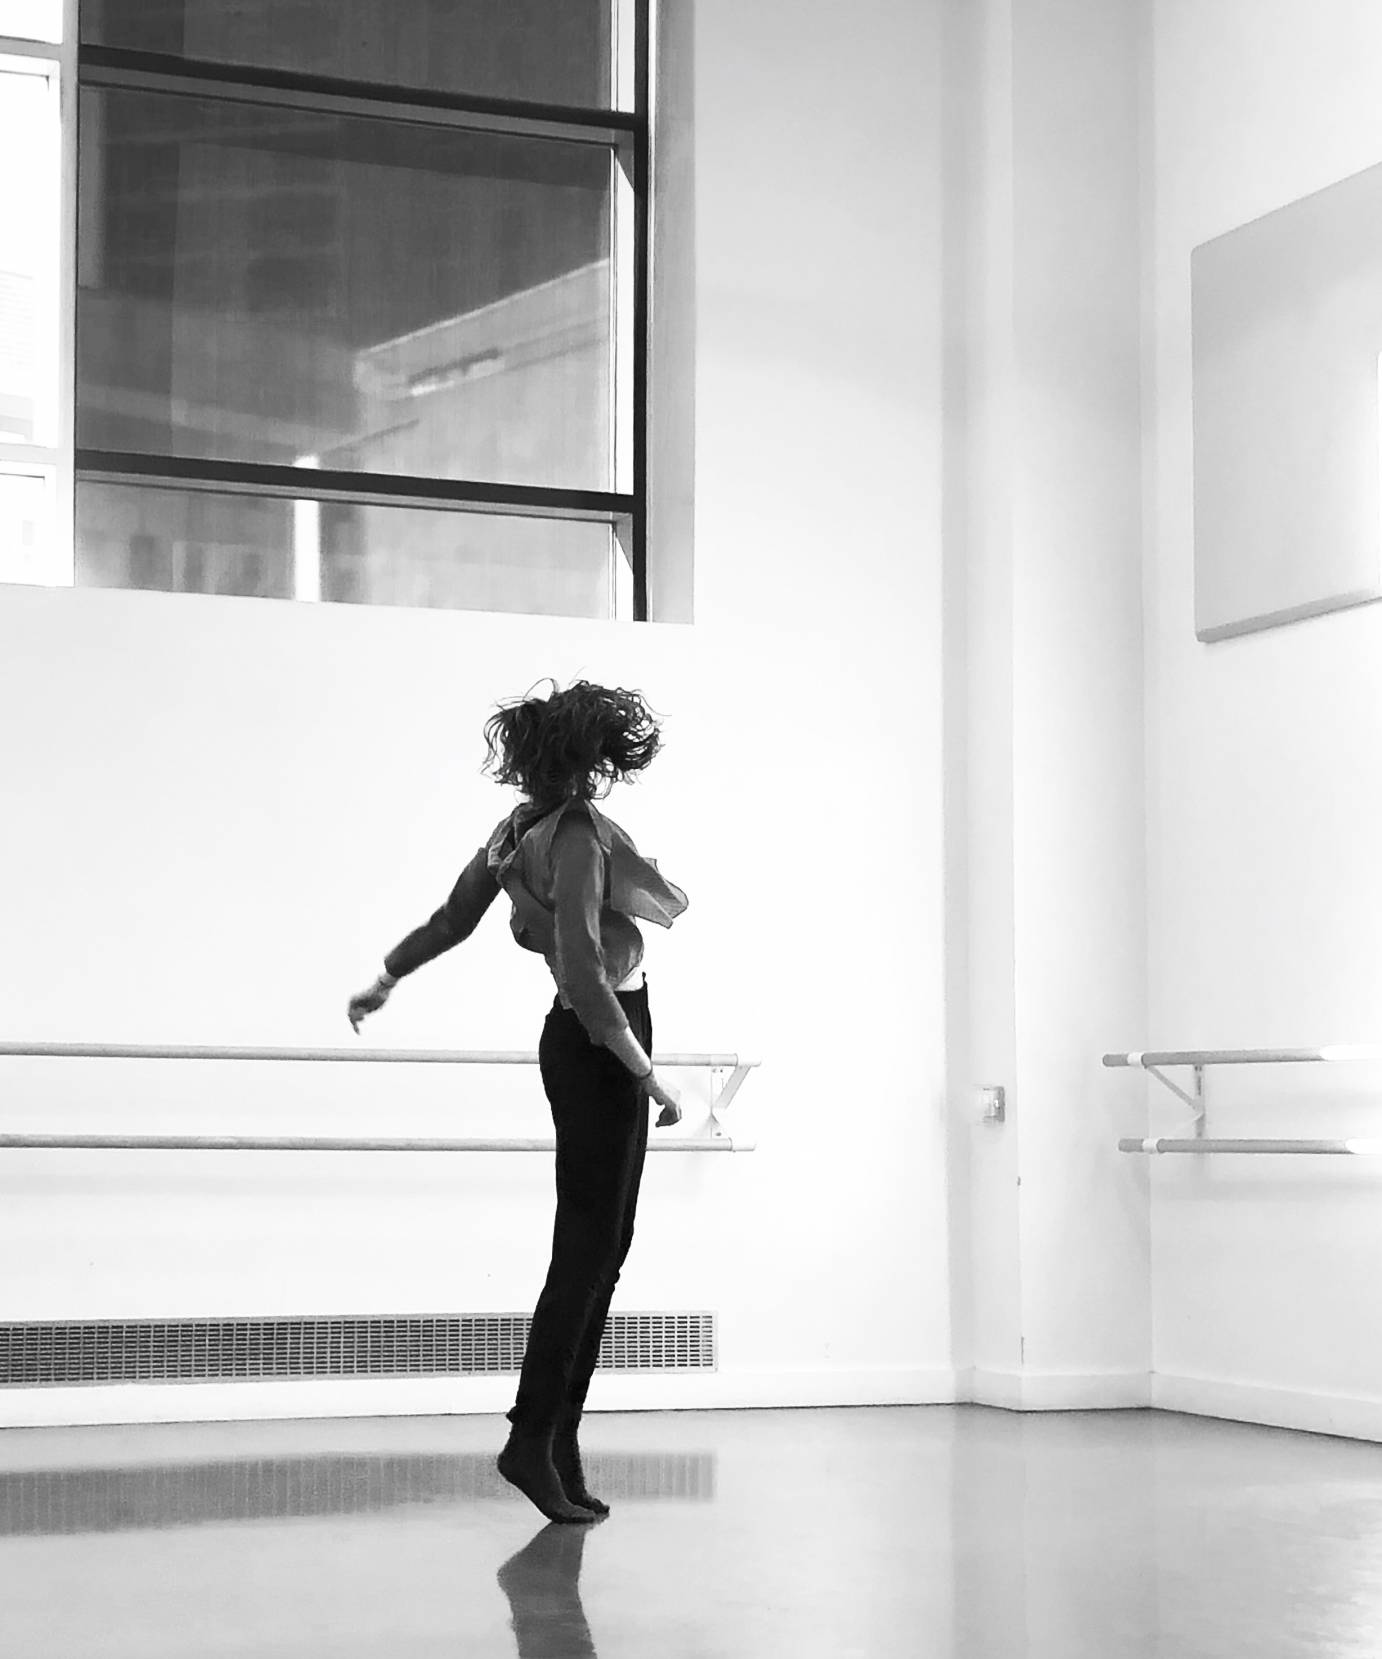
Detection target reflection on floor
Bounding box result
[0,1444,713,1535]
[2,1403,1382,1657]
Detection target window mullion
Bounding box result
[632,0,649,621]
[79,47,635,147]
[75,449,635,523]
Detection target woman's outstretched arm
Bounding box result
[383,844,501,981]
[348,844,500,1031]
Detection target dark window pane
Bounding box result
[76,486,293,598]
[77,482,618,618]
[82,0,613,110]
[77,86,613,491]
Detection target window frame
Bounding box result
[64,0,651,620]
[0,30,70,581]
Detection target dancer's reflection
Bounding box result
[496,1521,598,1659]
[349,679,689,1522]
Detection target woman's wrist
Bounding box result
[378,968,397,989]
[604,1022,652,1078]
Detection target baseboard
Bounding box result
[1152,1371,1382,1445]
[0,1365,962,1430]
[960,1366,1152,1411]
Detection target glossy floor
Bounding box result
[2,1404,1381,1656]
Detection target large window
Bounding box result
[3,1,650,619]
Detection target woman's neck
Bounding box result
[527,786,589,811]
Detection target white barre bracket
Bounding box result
[1105,1050,1206,1138]
[1145,1063,1206,1137]
[707,1060,755,1140]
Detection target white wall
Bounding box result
[944,0,1151,1409]
[0,0,952,1426]
[1144,0,1382,1441]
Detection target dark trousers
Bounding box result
[507,978,652,1434]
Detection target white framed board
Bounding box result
[1192,161,1382,642]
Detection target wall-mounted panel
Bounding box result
[1192,161,1382,641]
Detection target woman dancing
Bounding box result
[347,678,688,1525]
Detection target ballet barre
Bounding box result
[1103,1046,1382,1155]
[0,1043,760,1153]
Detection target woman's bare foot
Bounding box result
[552,1427,610,1517]
[498,1428,598,1524]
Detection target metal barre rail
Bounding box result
[0,1135,746,1152]
[0,1043,754,1066]
[0,1043,761,1154]
[1106,1046,1382,1156]
[1119,1138,1382,1156]
[1104,1046,1382,1067]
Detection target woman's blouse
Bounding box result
[383,796,688,1046]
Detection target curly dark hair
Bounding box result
[482,677,664,806]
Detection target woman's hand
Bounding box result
[646,1072,682,1128]
[348,977,393,1034]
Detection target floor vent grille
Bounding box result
[0,1312,717,1387]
